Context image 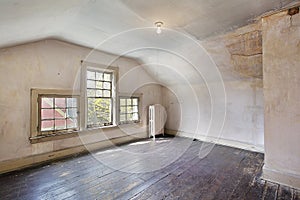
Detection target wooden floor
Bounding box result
[0,137,299,200]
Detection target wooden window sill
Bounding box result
[29,131,79,144]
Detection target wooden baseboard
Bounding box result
[165,129,264,153]
[0,133,145,175]
[263,166,300,190]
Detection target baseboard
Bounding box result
[263,166,300,190]
[165,129,264,153]
[0,133,145,175]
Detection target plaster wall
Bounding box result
[162,23,264,152]
[262,10,300,189]
[0,39,162,163]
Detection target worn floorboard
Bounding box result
[0,137,299,200]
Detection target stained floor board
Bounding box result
[0,137,299,200]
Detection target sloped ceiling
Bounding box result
[0,0,294,50]
[0,0,295,84]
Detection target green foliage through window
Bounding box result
[87,69,113,127]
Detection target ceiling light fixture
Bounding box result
[155,21,163,34]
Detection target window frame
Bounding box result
[119,93,142,125]
[30,89,80,143]
[81,61,119,129]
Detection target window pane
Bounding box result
[41,120,54,131]
[41,97,53,108]
[127,113,133,121]
[96,90,102,97]
[133,106,138,112]
[67,108,77,118]
[126,98,132,105]
[88,98,112,126]
[120,114,126,122]
[55,108,66,118]
[119,97,140,124]
[96,81,103,89]
[87,80,95,88]
[55,119,66,130]
[120,99,126,106]
[87,89,96,97]
[67,118,77,129]
[87,70,95,80]
[127,106,133,113]
[95,98,111,123]
[87,98,95,125]
[104,73,111,81]
[132,98,138,106]
[55,98,66,108]
[120,106,126,114]
[96,72,103,80]
[67,98,77,108]
[133,113,139,120]
[103,90,111,97]
[41,109,54,120]
[103,82,111,89]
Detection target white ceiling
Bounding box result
[0,0,295,85]
[0,0,294,50]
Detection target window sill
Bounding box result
[29,131,79,144]
[30,125,120,144]
[30,123,144,144]
[119,121,141,125]
[86,124,118,131]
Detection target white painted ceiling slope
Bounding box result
[0,0,295,84]
[0,0,294,51]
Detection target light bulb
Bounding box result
[156,26,162,34]
[155,21,163,34]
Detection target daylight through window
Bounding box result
[39,96,79,134]
[86,69,113,127]
[119,97,139,124]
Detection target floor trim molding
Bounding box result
[263,166,300,190]
[0,133,145,174]
[165,129,264,153]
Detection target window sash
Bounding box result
[38,95,80,135]
[86,68,114,128]
[119,97,140,124]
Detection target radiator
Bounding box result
[149,104,165,139]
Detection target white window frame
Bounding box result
[119,93,142,125]
[30,89,80,143]
[81,61,119,129]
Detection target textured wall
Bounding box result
[163,22,264,151]
[0,40,162,162]
[263,10,300,189]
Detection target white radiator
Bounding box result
[149,104,165,139]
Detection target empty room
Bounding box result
[0,0,299,199]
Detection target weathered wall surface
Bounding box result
[262,9,300,189]
[163,22,264,151]
[0,39,162,164]
[202,23,264,150]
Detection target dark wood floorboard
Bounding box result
[277,186,293,200]
[262,181,279,200]
[0,137,299,200]
[293,189,300,200]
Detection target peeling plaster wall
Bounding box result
[163,22,264,151]
[202,23,264,151]
[0,39,162,163]
[262,10,300,189]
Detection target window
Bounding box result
[30,89,80,143]
[119,96,140,124]
[39,96,79,133]
[85,66,117,128]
